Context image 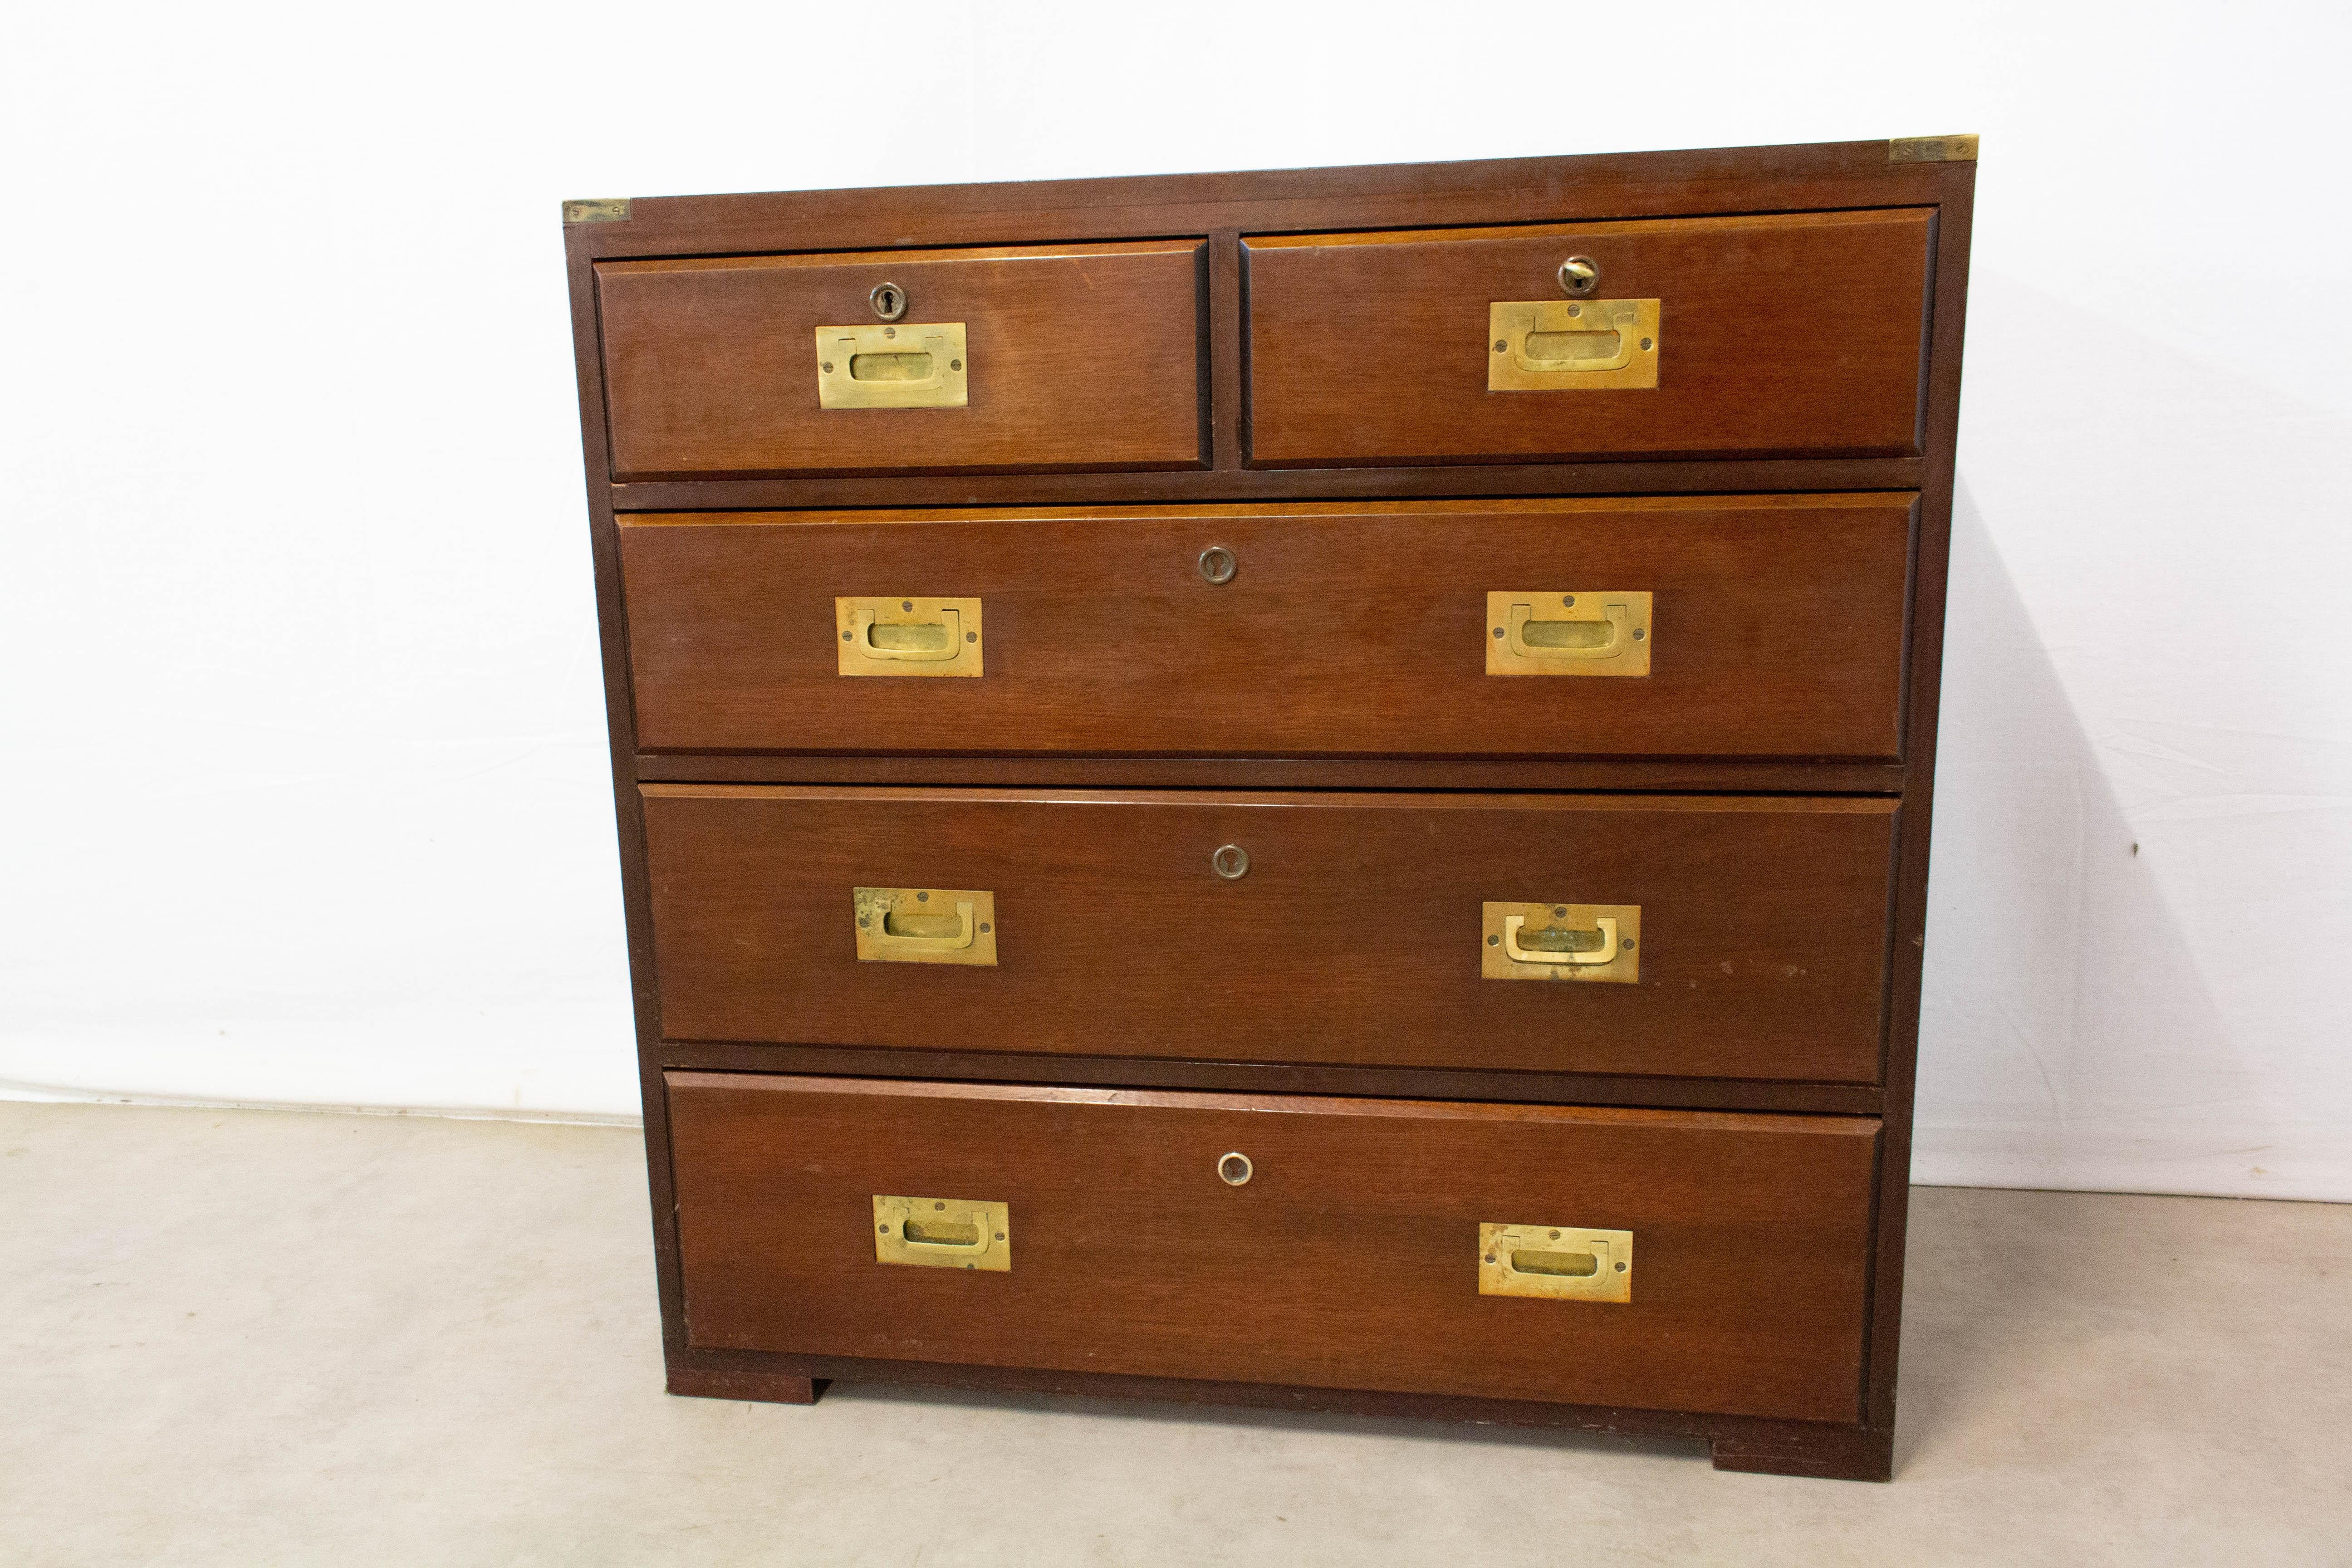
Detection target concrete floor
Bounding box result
[0,1104,2344,1568]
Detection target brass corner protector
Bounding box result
[1889,134,1979,164]
[561,198,632,225]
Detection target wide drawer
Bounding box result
[643,787,1897,1083]
[667,1073,1878,1423]
[597,240,1205,479]
[1244,210,1933,467]
[620,495,1913,760]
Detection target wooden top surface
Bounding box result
[562,138,1977,259]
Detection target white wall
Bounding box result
[4,1,2346,1196]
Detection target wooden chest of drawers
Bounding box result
[561,137,1976,1482]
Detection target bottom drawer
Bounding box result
[667,1073,1880,1424]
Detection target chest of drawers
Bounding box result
[561,136,1975,1481]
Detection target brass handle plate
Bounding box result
[1479,1223,1632,1302]
[874,1196,1010,1271]
[854,887,998,966]
[1488,299,1659,391]
[836,596,983,677]
[1486,591,1651,677]
[1481,902,1640,984]
[816,321,968,409]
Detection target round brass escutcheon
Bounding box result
[1198,544,1238,585]
[1559,255,1599,296]
[1210,843,1250,880]
[1217,1152,1254,1186]
[870,281,908,321]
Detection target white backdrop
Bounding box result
[4,1,2346,1198]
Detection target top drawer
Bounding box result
[1244,209,1932,468]
[597,240,1207,480]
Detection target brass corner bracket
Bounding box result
[561,198,632,225]
[1889,135,1979,164]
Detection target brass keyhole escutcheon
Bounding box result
[869,281,907,321]
[1558,256,1598,296]
[1217,1152,1253,1186]
[1198,545,1237,585]
[1211,844,1250,880]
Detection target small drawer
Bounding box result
[597,240,1206,479]
[1243,209,1933,467]
[666,1073,1879,1424]
[642,786,1898,1084]
[619,494,1913,760]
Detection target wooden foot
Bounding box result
[1711,1423,1891,1481]
[666,1361,826,1406]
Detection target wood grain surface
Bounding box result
[666,1073,1880,1424]
[641,786,1900,1084]
[620,495,1915,760]
[1245,210,1932,466]
[598,240,1206,479]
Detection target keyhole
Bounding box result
[870,282,906,321]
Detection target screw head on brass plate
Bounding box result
[1198,545,1237,585]
[1558,256,1599,296]
[1210,844,1250,880]
[869,282,907,320]
[1217,1152,1253,1186]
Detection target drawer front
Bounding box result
[597,240,1205,479]
[1245,210,1932,467]
[643,787,1897,1083]
[621,495,1912,760]
[667,1073,1879,1424]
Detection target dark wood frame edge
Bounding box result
[655,1045,1887,1116]
[662,1346,1892,1482]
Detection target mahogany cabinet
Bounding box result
[561,135,1976,1480]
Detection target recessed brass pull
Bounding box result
[837,596,982,677]
[816,321,968,409]
[1505,914,1618,966]
[874,1196,1010,1271]
[848,351,934,382]
[856,606,958,657]
[1479,1224,1632,1302]
[1481,902,1640,984]
[1490,298,1659,391]
[1486,592,1651,677]
[1524,328,1621,363]
[1510,1247,1601,1278]
[854,887,998,966]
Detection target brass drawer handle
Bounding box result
[1486,592,1651,677]
[1505,912,1618,967]
[874,1196,1010,1271]
[815,321,969,409]
[1479,1224,1632,1302]
[836,596,983,677]
[1481,902,1640,984]
[1488,299,1660,391]
[854,887,999,966]
[852,605,962,661]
